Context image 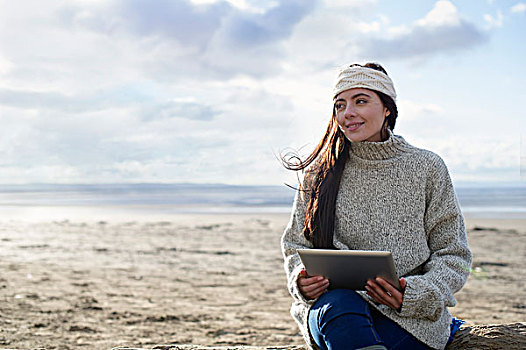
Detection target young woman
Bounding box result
[281,63,472,350]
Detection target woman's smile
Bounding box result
[345,122,364,131]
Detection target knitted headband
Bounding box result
[333,65,397,101]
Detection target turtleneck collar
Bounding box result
[349,130,413,160]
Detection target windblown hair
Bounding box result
[282,63,398,248]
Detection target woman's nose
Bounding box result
[344,105,356,118]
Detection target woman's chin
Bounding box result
[345,131,383,143]
[344,133,366,142]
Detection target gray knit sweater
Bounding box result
[281,133,472,350]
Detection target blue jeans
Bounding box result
[308,289,431,350]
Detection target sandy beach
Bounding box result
[0,212,525,349]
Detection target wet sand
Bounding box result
[0,213,524,349]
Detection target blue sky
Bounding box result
[0,0,524,185]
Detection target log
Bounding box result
[447,322,526,350]
[112,347,305,350]
[112,323,526,350]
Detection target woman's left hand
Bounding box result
[365,277,406,311]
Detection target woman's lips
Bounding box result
[346,122,363,131]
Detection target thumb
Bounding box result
[399,277,407,291]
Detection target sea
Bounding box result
[0,183,525,221]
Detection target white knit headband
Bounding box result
[333,65,397,101]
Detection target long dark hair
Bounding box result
[282,63,398,248]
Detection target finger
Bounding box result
[302,278,329,293]
[298,275,324,287]
[375,278,400,298]
[399,277,407,291]
[366,282,389,303]
[299,276,326,289]
[298,276,327,294]
[365,285,386,305]
[307,281,329,297]
[366,281,395,308]
[375,277,404,305]
[303,279,329,299]
[370,283,400,310]
[307,286,327,299]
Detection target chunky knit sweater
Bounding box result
[281,133,472,350]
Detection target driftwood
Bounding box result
[112,347,305,350]
[112,347,304,350]
[446,323,526,350]
[112,322,526,350]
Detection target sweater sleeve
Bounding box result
[398,155,472,321]
[281,188,316,306]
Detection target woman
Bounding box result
[281,63,472,350]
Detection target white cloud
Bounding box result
[409,136,521,183]
[397,100,443,121]
[0,55,13,75]
[360,1,488,59]
[416,0,460,27]
[0,0,321,184]
[214,0,277,14]
[483,11,504,28]
[0,0,520,185]
[511,2,526,13]
[323,0,377,7]
[356,20,382,33]
[56,0,319,79]
[277,0,380,70]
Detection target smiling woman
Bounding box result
[280,63,472,350]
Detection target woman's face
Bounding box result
[334,88,389,143]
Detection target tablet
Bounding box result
[297,249,401,291]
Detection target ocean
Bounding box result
[0,183,525,220]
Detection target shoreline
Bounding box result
[1,204,526,222]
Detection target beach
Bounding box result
[0,212,525,349]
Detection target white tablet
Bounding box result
[297,249,401,291]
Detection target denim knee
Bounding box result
[308,289,383,350]
[309,289,370,329]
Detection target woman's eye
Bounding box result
[335,103,345,110]
[356,99,367,104]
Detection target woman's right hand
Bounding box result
[297,269,330,300]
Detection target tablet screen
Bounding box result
[297,249,400,291]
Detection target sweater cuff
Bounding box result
[397,277,442,321]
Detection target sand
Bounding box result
[0,213,525,349]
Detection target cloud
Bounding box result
[0,88,122,113]
[114,0,231,48]
[404,135,521,183]
[483,11,504,29]
[212,0,318,48]
[415,0,461,27]
[359,1,488,59]
[0,55,14,75]
[0,0,520,185]
[0,87,221,122]
[511,2,526,13]
[397,100,443,121]
[58,0,319,78]
[141,99,222,121]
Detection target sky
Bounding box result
[0,0,525,186]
